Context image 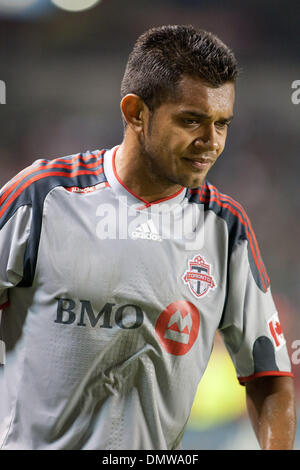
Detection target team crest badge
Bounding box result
[182,254,216,298]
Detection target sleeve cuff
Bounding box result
[238,371,294,385]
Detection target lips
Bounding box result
[183,157,212,170]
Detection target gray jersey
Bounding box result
[0,146,293,450]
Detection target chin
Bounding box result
[180,175,206,189]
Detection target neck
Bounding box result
[114,136,183,203]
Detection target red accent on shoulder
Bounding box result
[53,151,104,165]
[0,152,104,206]
[212,187,270,291]
[0,301,9,310]
[35,158,101,171]
[208,183,270,286]
[238,371,294,385]
[189,184,269,292]
[112,146,185,206]
[0,165,104,219]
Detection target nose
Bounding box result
[193,124,219,152]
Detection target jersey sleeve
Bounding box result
[0,187,32,308]
[218,228,293,385]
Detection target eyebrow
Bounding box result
[178,110,234,123]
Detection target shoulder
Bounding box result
[186,180,270,292]
[186,180,254,241]
[0,149,107,228]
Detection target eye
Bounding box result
[215,121,230,130]
[182,118,199,125]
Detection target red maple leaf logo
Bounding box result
[275,321,282,336]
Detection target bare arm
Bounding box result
[245,376,296,450]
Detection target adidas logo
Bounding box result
[131,219,162,242]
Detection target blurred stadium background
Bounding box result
[0,0,299,450]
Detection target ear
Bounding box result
[120,94,147,132]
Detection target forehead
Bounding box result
[167,75,235,116]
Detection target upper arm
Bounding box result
[219,237,293,385]
[0,191,32,307]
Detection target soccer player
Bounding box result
[0,25,296,450]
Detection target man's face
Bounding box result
[139,76,235,189]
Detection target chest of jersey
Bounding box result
[36,186,228,333]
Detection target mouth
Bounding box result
[182,157,213,171]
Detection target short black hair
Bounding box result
[121,24,238,111]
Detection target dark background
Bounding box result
[0,0,299,449]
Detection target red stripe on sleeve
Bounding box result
[190,185,269,292]
[0,166,104,219]
[209,187,270,286]
[0,152,104,207]
[238,371,294,385]
[209,187,270,287]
